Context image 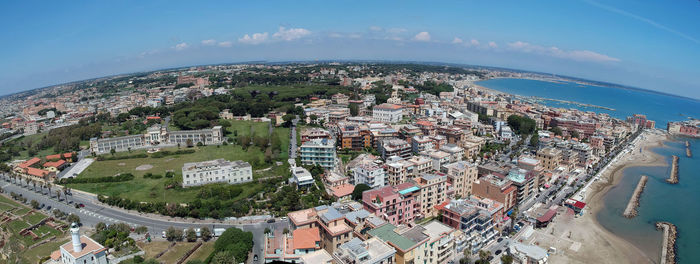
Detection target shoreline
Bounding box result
[547,130,668,263]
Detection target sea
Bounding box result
[477,78,700,263]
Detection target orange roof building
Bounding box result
[46,154,62,160]
[291,227,321,252]
[26,167,51,178]
[19,157,41,169]
[332,184,355,200]
[43,160,67,169]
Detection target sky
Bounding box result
[1,0,699,99]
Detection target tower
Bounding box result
[70,222,82,253]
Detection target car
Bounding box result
[253,254,259,261]
[280,216,288,220]
[46,205,52,210]
[267,219,276,223]
[162,231,166,238]
[78,203,85,208]
[495,249,502,255]
[497,237,503,242]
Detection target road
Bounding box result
[289,116,299,159]
[0,174,287,263]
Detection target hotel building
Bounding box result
[181,159,252,187]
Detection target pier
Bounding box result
[656,222,678,264]
[623,175,648,218]
[667,155,679,184]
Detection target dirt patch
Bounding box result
[135,164,153,171]
[118,163,126,166]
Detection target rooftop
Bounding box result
[60,235,106,259]
[291,227,320,250]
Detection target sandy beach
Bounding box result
[537,130,668,264]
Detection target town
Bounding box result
[0,62,688,264]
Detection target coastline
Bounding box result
[548,130,668,263]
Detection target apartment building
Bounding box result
[379,138,412,160]
[506,168,539,202]
[411,135,434,153]
[301,128,332,143]
[373,103,403,123]
[300,138,337,170]
[440,144,464,162]
[415,174,448,217]
[181,159,252,187]
[352,163,386,188]
[472,174,518,212]
[536,147,562,171]
[444,161,478,198]
[333,238,396,264]
[368,220,455,264]
[362,184,420,225]
[436,196,502,253]
[385,156,432,186]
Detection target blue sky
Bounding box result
[1,0,699,99]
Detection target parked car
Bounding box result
[78,203,85,208]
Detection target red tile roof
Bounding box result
[332,184,355,198]
[292,227,320,250]
[26,167,50,177]
[536,209,556,223]
[46,154,62,160]
[19,157,41,169]
[43,160,66,168]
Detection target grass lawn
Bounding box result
[67,120,292,204]
[159,242,196,263]
[226,120,270,139]
[23,212,47,225]
[184,241,215,262]
[138,241,173,259]
[20,237,70,263]
[7,220,29,233]
[0,194,21,211]
[14,207,31,215]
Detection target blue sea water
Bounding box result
[476,78,700,129]
[477,78,700,263]
[596,138,700,263]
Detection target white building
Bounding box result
[290,166,315,188]
[439,144,464,162]
[352,163,385,188]
[182,159,252,187]
[300,138,337,170]
[372,103,403,123]
[412,135,434,153]
[90,125,224,154]
[509,242,549,264]
[333,237,396,264]
[51,223,108,264]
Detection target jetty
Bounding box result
[623,175,648,218]
[667,155,679,184]
[656,222,678,264]
[686,141,692,157]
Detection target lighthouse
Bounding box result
[70,222,82,253]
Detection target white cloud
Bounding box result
[173,42,189,51]
[272,27,311,41]
[507,41,620,63]
[488,41,498,48]
[238,32,269,45]
[217,41,233,48]
[452,37,463,44]
[413,31,431,42]
[470,39,480,46]
[348,33,362,39]
[201,39,216,46]
[329,32,344,38]
[369,26,383,32]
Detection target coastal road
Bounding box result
[0,174,286,263]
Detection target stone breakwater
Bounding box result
[656,222,678,264]
[623,175,648,218]
[686,141,692,157]
[667,155,679,184]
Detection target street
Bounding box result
[0,174,287,263]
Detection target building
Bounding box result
[353,163,386,188]
[439,144,464,163]
[301,128,333,143]
[332,93,350,105]
[506,168,539,202]
[626,114,655,129]
[472,174,518,213]
[379,138,412,160]
[181,159,252,187]
[436,196,502,253]
[90,125,223,154]
[373,103,403,123]
[264,227,322,263]
[300,250,334,264]
[367,221,455,264]
[51,223,108,264]
[362,184,420,225]
[287,205,360,254]
[509,242,549,264]
[333,237,396,264]
[290,166,315,188]
[536,147,562,171]
[444,161,478,198]
[424,151,451,172]
[300,138,337,170]
[414,174,447,217]
[411,135,434,153]
[385,156,432,186]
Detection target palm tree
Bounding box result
[47,183,53,198]
[62,187,69,203]
[55,190,61,201]
[478,250,491,262]
[32,179,36,192]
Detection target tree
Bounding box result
[211,251,236,264]
[135,226,148,234]
[460,256,471,264]
[478,250,491,263]
[30,200,39,209]
[507,115,536,135]
[110,148,116,156]
[501,254,514,264]
[200,227,212,241]
[67,213,81,224]
[351,184,372,201]
[186,227,197,242]
[529,133,539,147]
[166,226,183,241]
[571,130,580,139]
[95,222,107,232]
[551,126,563,136]
[349,103,359,117]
